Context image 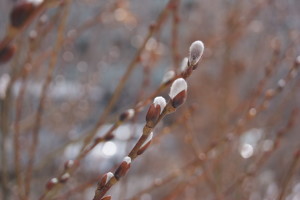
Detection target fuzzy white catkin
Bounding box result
[50,178,58,184]
[27,0,44,6]
[105,172,114,184]
[141,132,153,148]
[180,57,189,72]
[66,160,74,168]
[296,55,300,64]
[0,74,11,99]
[123,156,131,164]
[61,173,70,180]
[277,79,286,88]
[162,70,175,84]
[189,40,204,66]
[169,78,187,99]
[153,96,166,113]
[127,109,135,119]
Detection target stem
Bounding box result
[80,0,175,154]
[93,102,176,199]
[0,95,10,200]
[24,3,70,198]
[278,149,300,200]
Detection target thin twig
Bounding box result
[24,2,71,198]
[278,148,300,200]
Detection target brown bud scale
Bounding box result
[137,140,152,155]
[146,104,160,123]
[114,161,130,179]
[10,2,36,28]
[101,196,112,200]
[0,45,16,64]
[171,90,187,108]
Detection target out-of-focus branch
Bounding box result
[24,2,71,198]
[278,148,300,200]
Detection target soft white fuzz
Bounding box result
[180,57,189,72]
[66,160,74,168]
[127,109,135,119]
[0,74,11,99]
[169,78,187,99]
[153,96,166,113]
[61,173,70,180]
[189,40,204,66]
[123,156,131,164]
[105,172,114,184]
[296,55,300,64]
[141,132,153,148]
[162,70,175,84]
[277,79,286,88]
[27,0,43,6]
[50,178,58,184]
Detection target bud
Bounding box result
[295,149,300,158]
[10,1,36,28]
[119,109,134,121]
[0,45,16,64]
[64,160,77,170]
[188,40,204,66]
[137,132,153,155]
[181,62,194,79]
[114,156,131,179]
[46,178,58,190]
[123,156,131,163]
[103,134,114,141]
[98,172,114,188]
[248,108,257,117]
[153,97,166,113]
[101,196,112,200]
[146,96,166,123]
[277,79,286,90]
[169,78,187,108]
[29,30,38,41]
[161,70,175,84]
[59,173,70,183]
[39,14,48,25]
[0,74,11,100]
[27,0,43,6]
[265,89,275,98]
[296,55,300,65]
[180,57,189,72]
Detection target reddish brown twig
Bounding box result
[24,2,71,198]
[278,148,300,200]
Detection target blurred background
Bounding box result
[0,0,300,199]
